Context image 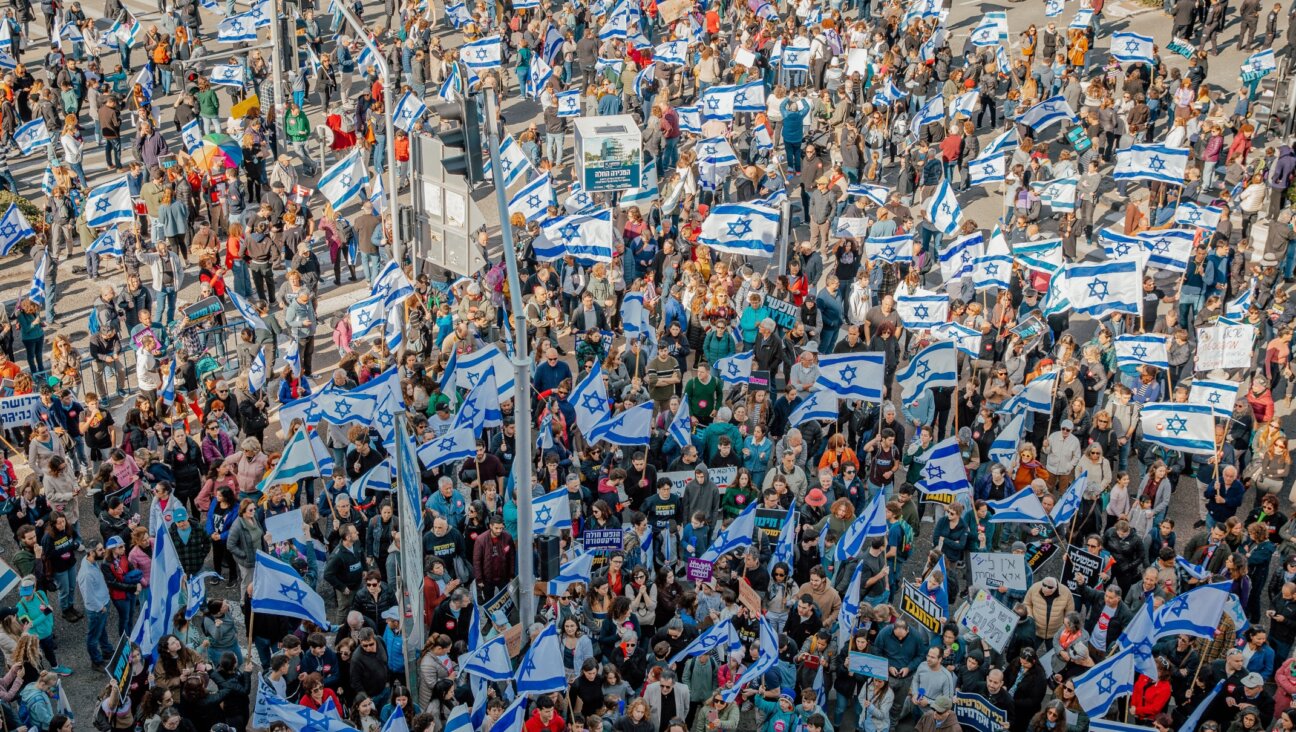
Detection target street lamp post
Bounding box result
[332,4,403,263]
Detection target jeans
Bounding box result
[53,567,75,611]
[85,608,113,664]
[202,116,221,136]
[362,252,381,282]
[0,168,16,194]
[232,260,252,298]
[292,141,315,175]
[23,336,45,375]
[661,136,680,172]
[784,139,803,173]
[153,285,177,325]
[545,132,565,165]
[111,597,134,637]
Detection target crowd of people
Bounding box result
[0,0,1290,727]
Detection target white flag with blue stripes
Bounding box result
[896,289,949,328]
[788,390,838,427]
[865,233,914,263]
[347,293,385,339]
[1174,202,1222,231]
[1033,177,1077,212]
[1073,647,1136,718]
[486,134,533,188]
[208,63,245,88]
[316,388,377,427]
[655,40,688,65]
[967,151,1005,186]
[462,36,503,69]
[556,89,582,117]
[419,428,476,469]
[1114,143,1190,185]
[780,39,811,70]
[86,177,135,227]
[731,81,765,112]
[462,636,513,681]
[1114,334,1169,369]
[1111,32,1155,63]
[677,104,702,132]
[619,166,658,209]
[974,231,1014,290]
[696,137,739,166]
[667,400,692,449]
[997,371,1058,415]
[181,118,203,154]
[989,412,1026,465]
[1139,402,1217,455]
[587,401,653,446]
[507,173,556,223]
[248,349,267,395]
[569,359,612,439]
[1242,48,1277,82]
[318,150,369,210]
[897,340,958,400]
[926,178,963,234]
[914,94,945,130]
[1051,471,1087,525]
[940,231,982,281]
[533,487,573,534]
[515,623,567,695]
[217,12,258,41]
[85,224,120,259]
[985,486,1050,524]
[527,55,553,99]
[372,260,415,310]
[0,204,33,255]
[1140,228,1195,272]
[229,289,268,332]
[1066,260,1142,318]
[950,90,979,119]
[700,502,757,562]
[835,490,887,562]
[546,551,595,596]
[698,203,779,257]
[716,351,753,384]
[392,91,427,133]
[1015,95,1077,132]
[1189,378,1240,417]
[251,551,330,628]
[348,458,392,501]
[668,618,740,664]
[848,182,890,206]
[932,322,982,356]
[13,119,49,155]
[539,209,615,262]
[816,352,886,402]
[27,251,48,306]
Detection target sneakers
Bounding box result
[62,608,84,622]
[52,666,73,676]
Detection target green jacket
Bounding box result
[16,591,55,639]
[285,109,311,142]
[196,88,220,118]
[684,375,723,422]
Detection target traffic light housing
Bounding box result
[433,93,485,185]
[534,535,562,582]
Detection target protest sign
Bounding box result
[661,470,693,496]
[738,580,762,615]
[264,508,307,545]
[901,583,945,634]
[1062,544,1102,592]
[750,370,771,388]
[763,293,799,329]
[710,466,737,489]
[583,528,626,552]
[954,692,1009,732]
[958,592,1020,653]
[1196,323,1257,371]
[484,581,519,634]
[849,652,890,680]
[1024,541,1059,570]
[182,295,224,325]
[969,552,1028,591]
[687,558,713,583]
[754,508,786,541]
[0,394,39,429]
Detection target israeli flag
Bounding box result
[699,84,739,120]
[838,563,865,647]
[700,502,757,562]
[595,57,625,77]
[486,134,534,189]
[896,289,949,328]
[391,91,427,133]
[181,118,203,155]
[1154,582,1231,639]
[919,26,946,63]
[347,293,386,339]
[489,693,529,732]
[940,231,982,281]
[834,491,887,562]
[1111,32,1155,64]
[445,1,472,27]
[1140,228,1195,272]
[967,151,1005,186]
[247,349,267,395]
[985,129,1019,158]
[788,390,838,427]
[1100,228,1147,266]
[544,550,597,597]
[515,623,566,694]
[462,636,513,681]
[127,529,184,655]
[454,366,503,432]
[1139,402,1218,455]
[1173,202,1222,231]
[848,182,890,206]
[0,205,33,255]
[1073,647,1136,718]
[677,105,702,133]
[599,2,629,38]
[540,209,615,262]
[1034,177,1078,212]
[439,63,462,101]
[1174,556,1214,582]
[988,412,1026,465]
[217,12,258,42]
[13,118,49,155]
[1115,334,1170,369]
[317,390,377,427]
[85,177,136,227]
[998,371,1058,415]
[86,227,123,259]
[1242,48,1277,81]
[985,486,1050,524]
[897,340,958,400]
[348,458,392,501]
[1189,379,1240,417]
[975,231,1014,290]
[527,55,553,99]
[721,617,778,702]
[914,95,945,130]
[319,150,369,210]
[462,36,503,69]
[781,40,811,70]
[619,167,658,209]
[1043,470,1086,527]
[872,78,908,105]
[663,400,692,450]
[556,89,582,117]
[732,81,765,112]
[698,203,779,257]
[228,289,268,332]
[716,351,753,385]
[1065,260,1141,318]
[252,551,330,628]
[969,16,1001,46]
[586,401,653,446]
[950,90,979,119]
[669,618,739,664]
[257,427,323,490]
[655,39,689,65]
[209,63,245,88]
[932,322,982,356]
[817,352,886,402]
[1015,94,1077,132]
[768,505,797,574]
[419,428,476,469]
[1114,143,1190,185]
[866,233,915,263]
[1070,8,1094,28]
[27,251,48,307]
[633,63,656,98]
[160,358,177,406]
[926,178,963,235]
[452,345,516,402]
[507,173,556,223]
[532,486,573,535]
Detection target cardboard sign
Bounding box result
[503,623,525,658]
[658,0,690,23]
[954,692,1010,732]
[958,592,1020,653]
[182,295,224,325]
[738,580,762,616]
[1196,323,1257,371]
[763,293,799,330]
[1025,540,1059,570]
[0,394,39,429]
[583,528,625,552]
[1063,544,1103,592]
[754,508,786,541]
[849,652,890,680]
[969,552,1028,592]
[901,582,945,634]
[687,558,713,583]
[484,581,519,635]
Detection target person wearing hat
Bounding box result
[380,605,406,676]
[742,685,800,732]
[1023,575,1076,645]
[16,576,69,674]
[102,533,139,637]
[1042,419,1082,492]
[808,175,840,253]
[167,505,212,577]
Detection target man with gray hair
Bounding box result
[754,317,788,385]
[644,667,691,730]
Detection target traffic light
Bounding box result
[432,92,485,185]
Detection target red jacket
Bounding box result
[1131,675,1171,721]
[472,531,516,586]
[523,712,566,732]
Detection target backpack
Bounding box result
[335,216,355,246]
[87,306,100,335]
[896,520,915,560]
[153,40,171,65]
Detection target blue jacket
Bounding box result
[1246,642,1275,678]
[873,625,925,675]
[780,99,811,143]
[1203,477,1246,521]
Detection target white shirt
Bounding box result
[136,349,161,391]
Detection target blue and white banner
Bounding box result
[967,151,1005,186]
[1139,402,1218,455]
[85,177,135,227]
[865,233,914,263]
[835,491,888,562]
[1033,177,1077,212]
[347,293,385,339]
[586,401,653,446]
[556,89,582,117]
[655,39,689,65]
[985,487,1050,524]
[1073,647,1135,718]
[507,173,556,223]
[217,12,258,41]
[932,322,982,356]
[816,352,886,402]
[208,63,245,88]
[715,351,753,385]
[569,359,612,438]
[1188,378,1240,417]
[896,289,949,328]
[181,118,203,155]
[251,550,330,628]
[1141,228,1195,272]
[1114,334,1170,369]
[1111,32,1155,63]
[1065,260,1142,318]
[462,36,503,69]
[1242,48,1277,82]
[667,400,692,449]
[788,389,838,427]
[940,232,983,281]
[485,134,534,189]
[539,209,615,263]
[698,203,779,257]
[1114,144,1190,185]
[419,428,476,469]
[847,182,890,206]
[1174,202,1223,231]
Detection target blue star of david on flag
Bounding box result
[840,365,857,381]
[927,464,945,480]
[914,360,931,379]
[279,581,308,604]
[1207,392,1222,404]
[726,219,752,238]
[1148,155,1166,172]
[913,304,930,319]
[1131,345,1147,359]
[984,262,999,276]
[1124,39,1141,52]
[1164,416,1188,435]
[882,245,897,258]
[1087,279,1109,299]
[1097,672,1117,695]
[535,506,552,524]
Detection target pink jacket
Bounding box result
[1275,659,1296,719]
[222,452,269,495]
[129,545,152,587]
